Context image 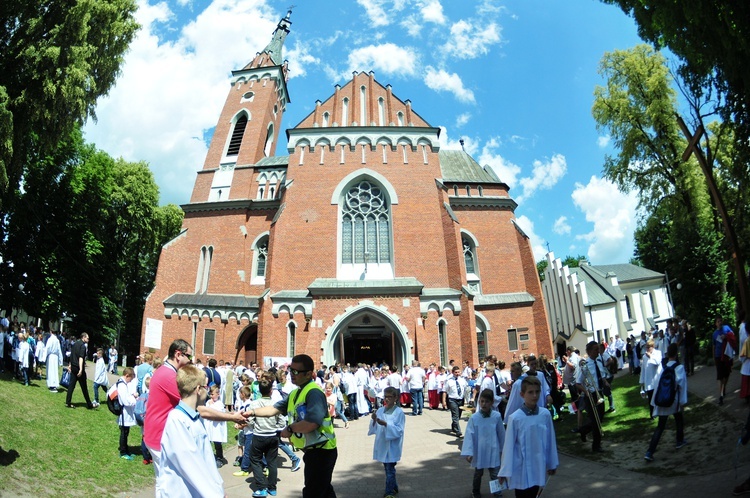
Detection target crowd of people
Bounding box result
[7,313,750,497]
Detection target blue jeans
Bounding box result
[279,439,300,465]
[410,388,424,415]
[21,367,29,385]
[347,393,358,419]
[647,411,684,455]
[93,382,107,403]
[335,399,349,424]
[383,462,398,495]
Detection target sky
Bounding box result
[84,0,651,266]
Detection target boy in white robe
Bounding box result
[158,365,224,498]
[368,386,405,498]
[499,376,558,498]
[461,389,506,498]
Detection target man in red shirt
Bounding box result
[144,339,247,483]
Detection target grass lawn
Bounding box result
[555,373,741,476]
[0,368,154,497]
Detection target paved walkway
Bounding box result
[123,362,750,497]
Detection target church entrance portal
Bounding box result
[326,310,409,367]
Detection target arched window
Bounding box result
[226,115,248,156]
[287,321,296,357]
[342,98,349,126]
[252,235,269,284]
[649,291,658,315]
[462,233,481,294]
[453,185,459,196]
[264,123,274,157]
[478,186,484,197]
[466,185,471,196]
[476,323,487,361]
[378,97,385,126]
[360,86,366,125]
[341,180,391,265]
[195,246,213,293]
[323,111,330,127]
[624,295,633,320]
[397,111,404,126]
[438,320,448,367]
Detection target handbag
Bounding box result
[60,369,71,388]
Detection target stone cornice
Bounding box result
[286,126,441,152]
[449,196,518,211]
[308,277,424,297]
[181,199,280,213]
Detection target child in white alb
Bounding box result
[461,389,506,498]
[206,385,228,467]
[368,386,405,498]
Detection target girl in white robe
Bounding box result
[18,333,30,386]
[205,385,228,466]
[368,386,405,498]
[45,332,63,391]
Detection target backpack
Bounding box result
[654,363,678,407]
[107,380,125,416]
[135,391,149,426]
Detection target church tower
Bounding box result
[192,11,292,203]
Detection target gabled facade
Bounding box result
[141,11,553,367]
[541,252,673,356]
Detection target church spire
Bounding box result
[262,9,293,66]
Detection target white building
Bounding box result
[541,252,674,358]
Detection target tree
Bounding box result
[600,1,750,164]
[592,45,737,332]
[0,0,139,204]
[1,127,183,351]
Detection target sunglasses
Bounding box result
[290,368,310,375]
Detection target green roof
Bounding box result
[255,155,289,167]
[569,268,616,306]
[592,264,664,283]
[439,150,502,183]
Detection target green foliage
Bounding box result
[600,1,750,169]
[0,126,184,352]
[0,0,139,203]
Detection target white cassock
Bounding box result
[460,410,505,469]
[650,361,688,417]
[504,372,550,420]
[46,335,63,388]
[368,405,405,463]
[356,368,370,415]
[205,399,228,443]
[499,407,559,490]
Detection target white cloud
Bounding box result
[345,43,418,78]
[478,137,521,187]
[442,20,502,59]
[356,0,390,27]
[515,215,547,261]
[572,176,639,264]
[553,216,571,235]
[286,40,320,79]
[518,153,567,201]
[420,0,446,24]
[455,112,471,127]
[424,66,475,103]
[400,15,423,37]
[83,0,279,205]
[597,135,611,148]
[438,126,479,155]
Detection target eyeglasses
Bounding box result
[290,368,310,375]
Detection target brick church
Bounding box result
[140,11,553,368]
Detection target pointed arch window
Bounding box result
[323,112,330,127]
[227,115,248,156]
[195,246,213,293]
[462,233,481,294]
[252,234,269,284]
[287,321,296,357]
[264,123,274,157]
[438,320,448,367]
[342,98,349,126]
[360,86,366,125]
[341,180,391,265]
[476,323,487,361]
[378,97,385,126]
[625,295,633,320]
[397,111,404,126]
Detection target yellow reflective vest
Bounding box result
[286,381,336,450]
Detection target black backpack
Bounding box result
[654,363,678,407]
[107,380,125,416]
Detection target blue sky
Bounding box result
[84,0,652,265]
